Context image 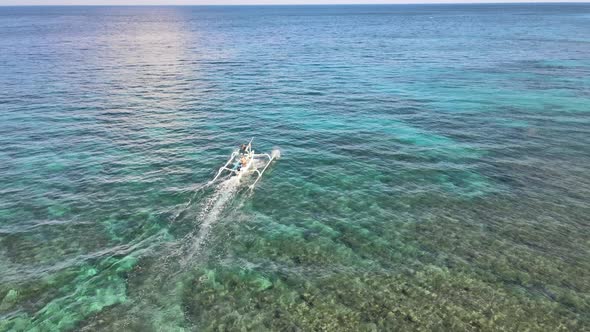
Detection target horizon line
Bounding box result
[1,1,589,6]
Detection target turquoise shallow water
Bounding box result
[1,4,590,331]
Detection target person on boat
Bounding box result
[239,144,247,154]
[240,156,248,168]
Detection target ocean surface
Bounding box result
[1,4,589,331]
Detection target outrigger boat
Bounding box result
[211,138,279,189]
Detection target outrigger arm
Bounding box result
[250,153,275,189]
[211,151,238,182]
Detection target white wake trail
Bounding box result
[180,175,240,266]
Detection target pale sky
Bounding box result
[0,0,587,5]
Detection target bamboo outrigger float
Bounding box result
[211,138,279,189]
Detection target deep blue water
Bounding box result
[1,4,589,331]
